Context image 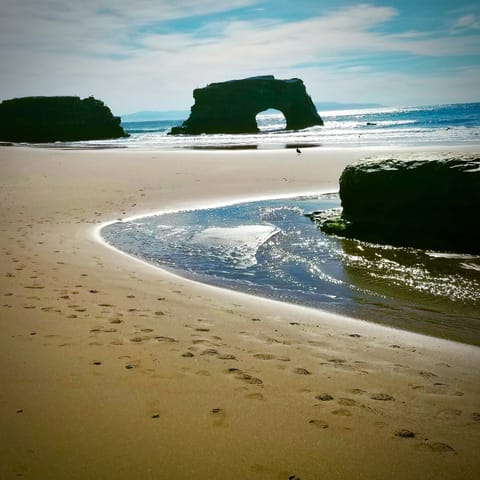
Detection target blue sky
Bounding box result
[0,1,479,114]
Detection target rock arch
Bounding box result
[169,75,323,135]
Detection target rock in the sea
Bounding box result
[0,96,127,142]
[169,75,322,134]
[309,154,480,254]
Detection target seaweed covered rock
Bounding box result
[309,155,480,253]
[169,75,322,135]
[0,96,127,142]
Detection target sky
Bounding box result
[0,0,479,115]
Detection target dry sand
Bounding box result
[1,145,479,480]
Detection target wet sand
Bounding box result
[1,145,479,479]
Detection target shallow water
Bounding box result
[102,195,480,346]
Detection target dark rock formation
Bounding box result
[169,75,322,135]
[0,96,127,142]
[307,155,480,253]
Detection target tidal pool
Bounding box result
[102,194,480,346]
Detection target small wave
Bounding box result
[190,224,278,268]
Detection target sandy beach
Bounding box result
[1,144,479,479]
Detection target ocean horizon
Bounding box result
[122,102,480,150]
[20,101,480,150]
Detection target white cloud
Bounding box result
[0,2,479,113]
[452,14,480,31]
[296,64,480,107]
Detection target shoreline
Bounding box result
[4,140,480,153]
[95,190,479,351]
[97,226,480,356]
[1,145,479,479]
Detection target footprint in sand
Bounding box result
[201,348,219,356]
[309,419,329,429]
[254,353,275,360]
[237,372,263,385]
[192,339,220,347]
[266,337,291,345]
[436,408,462,419]
[328,358,346,365]
[415,442,456,453]
[315,393,334,401]
[245,393,264,401]
[218,354,237,360]
[331,408,352,417]
[211,408,227,427]
[337,398,357,407]
[155,336,177,343]
[225,367,242,375]
[130,336,151,343]
[293,368,312,375]
[125,360,141,370]
[395,429,415,438]
[370,393,395,401]
[348,388,367,395]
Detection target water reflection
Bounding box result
[338,237,480,343]
[102,194,480,346]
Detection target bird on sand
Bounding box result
[296,148,302,154]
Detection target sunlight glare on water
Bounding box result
[102,194,480,346]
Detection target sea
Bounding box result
[80,102,480,150]
[97,102,480,346]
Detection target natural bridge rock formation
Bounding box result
[169,75,323,135]
[0,96,127,142]
[307,155,480,254]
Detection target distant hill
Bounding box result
[315,102,385,111]
[121,102,385,123]
[121,110,189,122]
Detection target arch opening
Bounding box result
[255,109,287,132]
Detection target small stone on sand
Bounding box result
[315,393,334,401]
